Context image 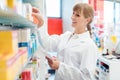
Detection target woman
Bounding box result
[32,3,97,80]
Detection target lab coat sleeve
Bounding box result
[56,43,97,80]
[56,62,85,80]
[37,27,60,52]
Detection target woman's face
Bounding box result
[71,11,89,30]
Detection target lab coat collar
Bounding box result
[71,31,91,39]
[58,31,91,52]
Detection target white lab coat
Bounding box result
[37,29,98,80]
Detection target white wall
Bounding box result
[62,0,88,32]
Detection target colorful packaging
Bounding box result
[16,0,23,15]
[6,0,16,9]
[6,0,23,14]
[21,68,33,80]
[22,3,33,21]
[18,29,31,58]
[0,30,18,54]
[0,53,22,80]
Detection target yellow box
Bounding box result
[22,48,28,67]
[6,0,16,9]
[0,67,15,80]
[18,52,23,69]
[0,30,18,54]
[18,47,28,68]
[0,54,14,69]
[22,52,28,65]
[0,52,22,80]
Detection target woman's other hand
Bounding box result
[32,7,44,28]
[46,56,60,70]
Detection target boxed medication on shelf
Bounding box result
[0,30,18,54]
[18,48,28,68]
[17,29,38,58]
[22,3,33,21]
[21,29,31,42]
[18,29,31,44]
[20,47,28,67]
[21,68,34,80]
[18,29,31,58]
[0,53,22,80]
[6,0,23,15]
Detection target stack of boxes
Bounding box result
[0,28,38,80]
[18,29,32,68]
[0,30,19,80]
[0,31,18,54]
[0,0,39,79]
[21,68,34,80]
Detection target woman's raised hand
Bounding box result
[32,7,44,28]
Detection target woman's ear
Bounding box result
[86,17,91,24]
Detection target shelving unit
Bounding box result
[0,8,46,80]
[0,0,48,80]
[0,8,37,29]
[15,47,47,80]
[15,55,32,80]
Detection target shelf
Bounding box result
[15,49,43,80]
[0,8,37,30]
[15,58,31,80]
[15,49,31,80]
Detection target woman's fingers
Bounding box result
[32,12,39,20]
[52,56,57,61]
[46,56,53,64]
[32,12,44,27]
[32,7,40,13]
[32,7,44,27]
[46,56,60,70]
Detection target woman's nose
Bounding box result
[71,15,75,20]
